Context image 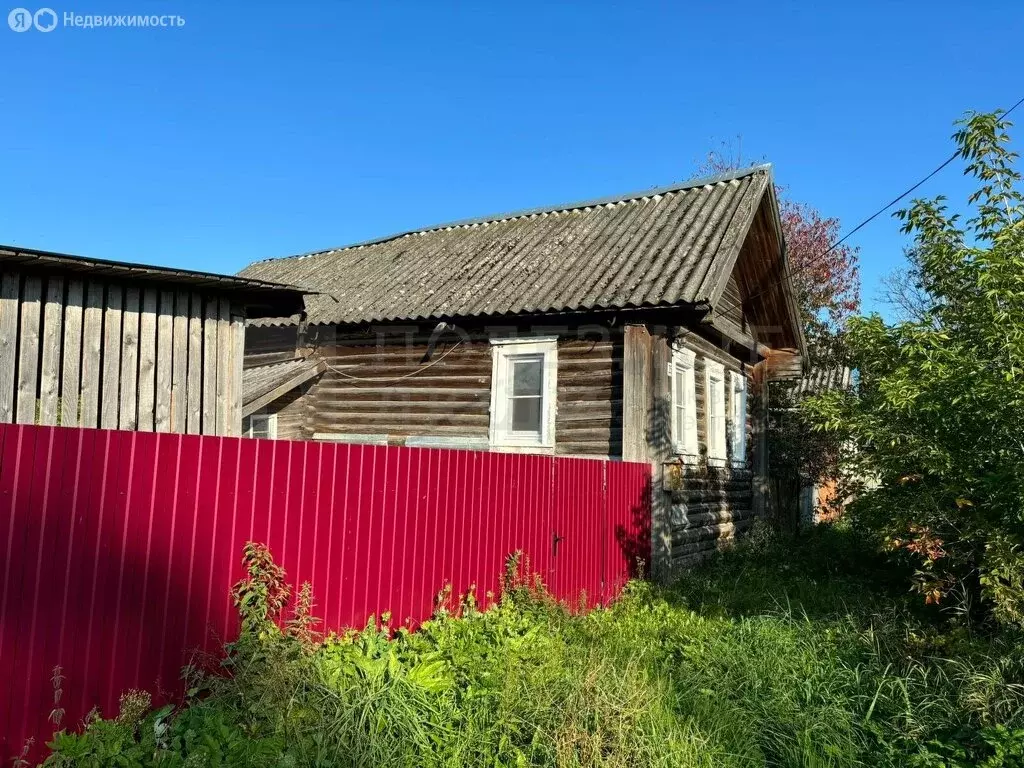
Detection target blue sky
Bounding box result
[2,1,1021,315]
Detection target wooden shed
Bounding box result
[0,245,305,436]
[239,165,807,578]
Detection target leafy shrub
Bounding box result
[45,533,1024,766]
[806,110,1024,628]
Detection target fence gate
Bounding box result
[548,458,607,606]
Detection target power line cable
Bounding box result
[712,95,1024,323]
[318,341,465,387]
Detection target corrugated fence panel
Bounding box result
[604,460,652,595]
[550,457,605,608]
[0,424,651,762]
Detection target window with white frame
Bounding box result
[704,360,727,464]
[489,338,557,448]
[669,347,698,460]
[242,412,277,440]
[730,370,748,467]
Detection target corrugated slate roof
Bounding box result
[796,366,854,396]
[240,165,774,326]
[242,358,325,415]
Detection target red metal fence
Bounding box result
[0,423,650,759]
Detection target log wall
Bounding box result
[268,382,316,441]
[556,337,623,458]
[245,325,624,458]
[663,330,756,571]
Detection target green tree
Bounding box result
[806,110,1024,626]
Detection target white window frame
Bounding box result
[704,360,727,466]
[243,412,277,440]
[489,337,558,450]
[668,347,698,462]
[730,370,748,468]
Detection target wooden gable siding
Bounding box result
[729,198,799,351]
[665,330,755,571]
[0,268,245,436]
[718,273,745,331]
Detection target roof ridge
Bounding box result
[245,164,773,267]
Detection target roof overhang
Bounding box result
[0,244,308,319]
[242,358,326,417]
[760,182,809,365]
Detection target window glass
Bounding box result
[243,413,276,439]
[511,396,542,432]
[252,415,273,439]
[512,357,543,396]
[510,356,543,433]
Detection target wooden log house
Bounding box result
[0,246,304,436]
[239,166,807,578]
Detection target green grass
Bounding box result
[45,524,1024,767]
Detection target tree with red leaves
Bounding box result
[781,201,860,336]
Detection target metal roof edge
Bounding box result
[0,243,312,294]
[245,164,775,267]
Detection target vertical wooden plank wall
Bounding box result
[100,286,123,429]
[79,282,104,427]
[201,298,218,432]
[15,277,41,425]
[215,298,230,435]
[185,292,203,434]
[60,280,84,426]
[119,288,141,430]
[0,274,20,422]
[621,324,652,462]
[155,291,174,432]
[38,278,63,425]
[0,270,244,435]
[227,310,245,437]
[137,288,158,431]
[171,292,189,433]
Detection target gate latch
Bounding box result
[552,530,565,557]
